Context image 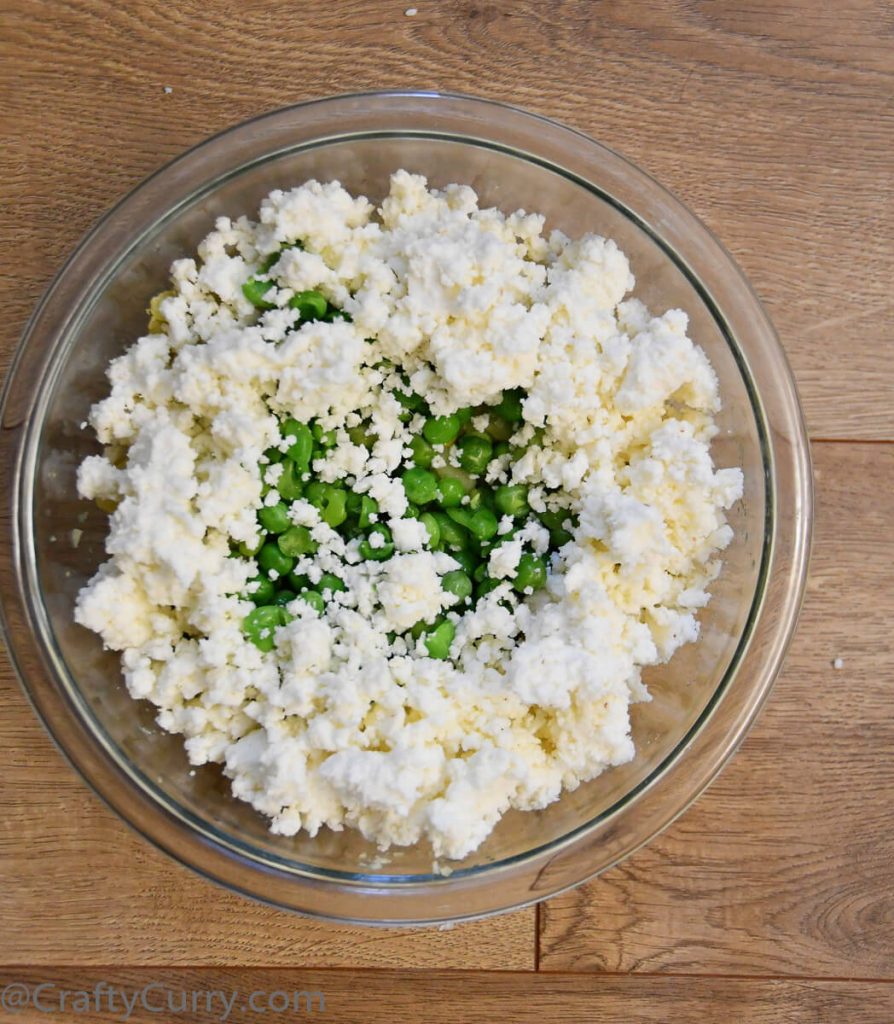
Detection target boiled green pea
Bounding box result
[281,420,313,470]
[409,435,435,469]
[347,423,375,447]
[475,577,503,600]
[402,467,438,505]
[424,619,455,660]
[419,512,440,548]
[422,413,462,446]
[436,476,466,508]
[297,590,325,614]
[276,459,304,500]
[242,605,284,651]
[258,501,291,534]
[318,573,346,595]
[242,276,277,310]
[258,542,295,578]
[274,589,297,606]
[245,576,275,605]
[434,511,470,550]
[513,552,548,593]
[287,571,311,592]
[320,486,348,528]
[359,524,394,561]
[277,525,318,557]
[495,484,529,517]
[493,388,525,422]
[457,434,493,475]
[288,289,328,321]
[450,548,478,576]
[442,570,473,601]
[238,535,264,558]
[311,422,338,448]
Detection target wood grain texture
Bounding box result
[0,969,892,1024]
[539,442,894,976]
[0,667,534,968]
[0,0,891,438]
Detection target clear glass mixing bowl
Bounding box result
[0,92,812,925]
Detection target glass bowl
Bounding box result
[0,91,812,925]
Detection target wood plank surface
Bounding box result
[0,969,892,1024]
[539,442,894,976]
[0,0,891,440]
[1,0,892,1016]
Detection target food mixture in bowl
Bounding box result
[74,171,743,861]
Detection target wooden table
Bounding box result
[2,2,891,1020]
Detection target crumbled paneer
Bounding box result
[75,172,743,862]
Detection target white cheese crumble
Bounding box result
[75,172,743,862]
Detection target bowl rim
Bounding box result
[0,89,813,924]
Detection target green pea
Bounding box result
[404,502,420,519]
[258,502,291,534]
[276,459,304,500]
[393,388,427,416]
[422,413,462,446]
[402,467,438,505]
[495,484,529,518]
[258,542,295,578]
[305,481,328,508]
[455,407,475,426]
[434,511,469,550]
[318,573,346,595]
[408,619,430,640]
[274,589,297,606]
[242,276,277,310]
[277,525,318,557]
[484,414,513,441]
[475,577,503,600]
[473,562,488,584]
[423,619,455,660]
[347,423,375,447]
[321,487,348,529]
[457,434,493,475]
[243,605,284,652]
[447,507,498,542]
[537,509,569,533]
[436,476,466,508]
[359,524,394,561]
[493,388,525,423]
[297,590,325,614]
[259,251,281,274]
[420,512,440,548]
[263,445,283,464]
[446,507,474,531]
[288,289,328,321]
[470,508,499,541]
[513,552,548,593]
[311,422,338,448]
[492,440,511,459]
[467,486,496,512]
[450,548,478,575]
[238,536,264,558]
[347,492,379,528]
[245,576,275,605]
[442,570,473,601]
[287,571,311,592]
[281,420,314,470]
[409,435,435,469]
[321,306,352,323]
